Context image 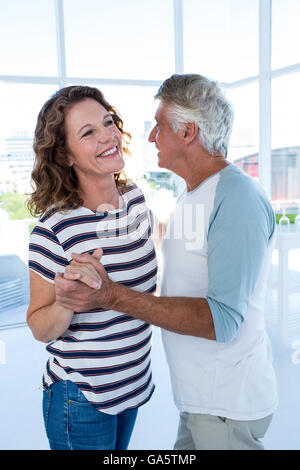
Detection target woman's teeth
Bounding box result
[98,146,117,158]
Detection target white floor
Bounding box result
[0,316,300,450]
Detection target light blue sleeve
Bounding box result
[206,171,275,343]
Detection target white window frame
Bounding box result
[1,0,300,198]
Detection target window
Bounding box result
[1,0,300,327]
[272,72,300,204]
[271,0,300,213]
[0,0,57,76]
[226,82,259,173]
[64,0,174,80]
[0,83,57,326]
[0,82,57,199]
[183,0,259,82]
[272,0,300,70]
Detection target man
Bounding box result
[55,74,278,450]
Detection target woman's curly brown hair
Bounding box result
[27,85,131,218]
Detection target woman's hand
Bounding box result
[55,249,118,312]
[63,251,102,289]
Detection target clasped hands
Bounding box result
[54,248,116,312]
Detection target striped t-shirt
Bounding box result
[28,183,157,415]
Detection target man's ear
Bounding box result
[181,122,199,145]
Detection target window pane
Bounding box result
[272,73,300,205]
[0,84,57,326]
[183,0,259,83]
[226,83,259,180]
[272,0,300,70]
[0,0,57,76]
[64,0,174,80]
[0,84,57,171]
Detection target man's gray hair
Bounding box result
[155,74,233,157]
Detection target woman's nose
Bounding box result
[98,126,114,143]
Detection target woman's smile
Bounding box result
[96,145,120,159]
[65,98,125,179]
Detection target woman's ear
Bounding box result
[66,153,75,167]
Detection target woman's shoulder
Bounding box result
[121,179,138,193]
[121,180,146,199]
[35,205,80,230]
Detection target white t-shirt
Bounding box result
[161,165,278,420]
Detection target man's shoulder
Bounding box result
[218,164,252,186]
[217,164,267,202]
[212,165,275,234]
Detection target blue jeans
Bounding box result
[42,380,138,450]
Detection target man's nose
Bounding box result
[148,125,156,143]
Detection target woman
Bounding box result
[27,86,158,450]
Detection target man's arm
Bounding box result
[111,283,215,339]
[56,252,216,340]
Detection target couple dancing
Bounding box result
[27,73,277,450]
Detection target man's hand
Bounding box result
[55,250,216,340]
[55,248,117,312]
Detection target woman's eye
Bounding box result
[104,119,114,127]
[82,129,93,138]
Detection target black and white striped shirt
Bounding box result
[28,184,157,414]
